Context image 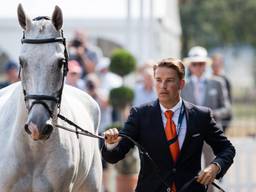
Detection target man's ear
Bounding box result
[179,79,185,90]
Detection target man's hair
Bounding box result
[153,58,185,80]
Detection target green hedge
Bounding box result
[109,49,136,77]
[109,86,134,109]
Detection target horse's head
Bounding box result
[17,4,68,140]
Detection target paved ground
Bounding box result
[220,138,256,192]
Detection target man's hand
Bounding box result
[197,163,220,185]
[103,128,122,145]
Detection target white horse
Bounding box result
[0,4,102,192]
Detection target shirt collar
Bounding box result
[191,75,206,83]
[160,98,183,114]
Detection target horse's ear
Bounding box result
[52,5,63,31]
[17,4,32,30]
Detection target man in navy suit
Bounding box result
[102,58,235,192]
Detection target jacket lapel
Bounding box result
[176,101,194,165]
[152,100,175,166]
[202,79,209,106]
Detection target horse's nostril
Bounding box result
[42,124,53,137]
[24,124,31,134]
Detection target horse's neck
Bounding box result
[0,83,33,146]
[6,83,27,134]
[0,83,24,151]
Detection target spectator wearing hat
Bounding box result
[181,46,231,192]
[0,60,19,89]
[65,60,85,90]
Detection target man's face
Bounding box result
[154,67,184,108]
[189,62,206,77]
[6,69,18,82]
[211,57,223,75]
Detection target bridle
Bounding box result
[20,16,68,118]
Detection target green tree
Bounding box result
[180,0,256,56]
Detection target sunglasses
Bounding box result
[191,62,206,67]
[69,72,80,76]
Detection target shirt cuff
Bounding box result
[105,142,119,150]
[213,162,222,174]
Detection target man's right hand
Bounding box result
[103,128,122,144]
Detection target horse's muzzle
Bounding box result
[24,122,53,140]
[24,103,54,140]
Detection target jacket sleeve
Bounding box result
[212,77,231,120]
[203,108,236,179]
[101,107,140,164]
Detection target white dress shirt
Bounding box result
[191,75,206,106]
[160,98,187,149]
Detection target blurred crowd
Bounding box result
[0,60,20,89]
[0,29,233,192]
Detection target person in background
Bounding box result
[85,73,109,121]
[211,53,233,132]
[133,67,156,107]
[102,58,235,192]
[68,30,102,77]
[0,60,19,89]
[181,46,231,192]
[135,59,155,84]
[96,57,122,94]
[84,73,112,192]
[65,60,85,90]
[96,56,123,125]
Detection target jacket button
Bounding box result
[172,168,176,173]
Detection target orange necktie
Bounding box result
[165,110,180,192]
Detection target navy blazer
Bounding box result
[102,100,235,192]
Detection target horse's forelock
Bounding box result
[27,19,58,38]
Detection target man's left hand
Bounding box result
[197,163,220,185]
